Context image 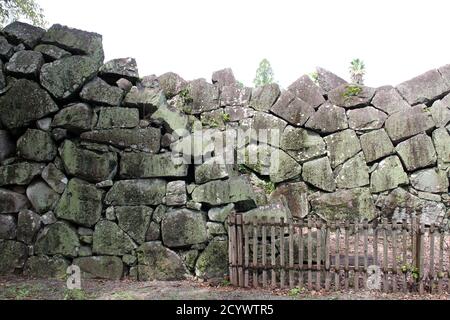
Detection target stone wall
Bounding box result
[0,22,449,281]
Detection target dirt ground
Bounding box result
[0,276,448,300]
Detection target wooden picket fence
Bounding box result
[228,213,450,294]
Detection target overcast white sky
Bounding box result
[38,0,450,88]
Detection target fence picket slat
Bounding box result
[335,223,341,291]
[363,220,368,289]
[325,223,331,291]
[280,217,285,289]
[229,213,238,286]
[289,222,294,288]
[298,220,304,289]
[307,217,313,291]
[252,219,258,288]
[354,221,359,291]
[271,217,276,287]
[344,220,349,291]
[402,218,408,293]
[419,220,425,295]
[236,214,244,287]
[429,223,435,294]
[438,227,444,294]
[382,218,389,293]
[244,221,249,288]
[392,221,398,293]
[316,219,322,291]
[262,218,267,288]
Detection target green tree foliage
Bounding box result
[253,58,275,87]
[349,58,365,85]
[0,0,46,27]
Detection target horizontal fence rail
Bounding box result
[228,213,450,294]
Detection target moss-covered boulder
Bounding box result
[3,21,45,48]
[40,55,100,100]
[73,256,123,280]
[0,240,28,274]
[17,129,57,162]
[92,220,136,256]
[26,180,60,214]
[360,129,395,163]
[0,215,16,240]
[120,152,188,178]
[99,57,139,83]
[161,208,207,248]
[17,209,42,244]
[41,163,68,194]
[24,255,69,279]
[195,239,228,279]
[96,107,139,129]
[395,134,437,171]
[0,162,45,186]
[302,157,336,192]
[105,179,166,206]
[80,77,123,106]
[281,126,327,163]
[51,103,96,133]
[310,188,376,221]
[335,152,370,189]
[60,140,118,183]
[80,128,161,153]
[324,129,362,169]
[116,206,152,244]
[35,222,80,258]
[0,79,58,129]
[0,188,30,213]
[136,241,188,281]
[305,103,348,134]
[370,156,409,193]
[55,178,104,227]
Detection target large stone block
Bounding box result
[17,209,41,244]
[5,50,44,78]
[249,83,280,112]
[327,84,376,108]
[51,103,96,133]
[161,208,208,248]
[396,69,450,105]
[35,222,80,258]
[26,180,60,214]
[370,156,409,193]
[60,140,118,183]
[3,21,45,48]
[80,77,123,106]
[123,87,166,116]
[305,103,348,133]
[105,179,166,206]
[432,127,450,167]
[40,56,100,100]
[191,177,256,209]
[183,79,220,114]
[116,206,152,244]
[0,240,28,274]
[347,106,387,131]
[17,129,57,162]
[157,72,187,99]
[73,256,123,280]
[0,188,29,213]
[99,57,139,83]
[287,74,325,108]
[41,24,104,66]
[0,162,45,186]
[302,157,336,192]
[315,67,347,93]
[0,79,58,129]
[270,182,310,219]
[194,156,229,184]
[360,129,394,163]
[335,152,370,189]
[80,127,161,153]
[371,87,412,115]
[309,188,376,221]
[195,239,228,279]
[384,108,435,143]
[55,178,104,227]
[137,241,188,281]
[34,44,71,61]
[281,126,326,163]
[0,130,15,162]
[0,215,16,240]
[96,107,139,129]
[270,90,314,126]
[24,255,69,279]
[120,152,188,178]
[410,168,449,193]
[395,134,437,171]
[324,129,361,168]
[92,220,136,256]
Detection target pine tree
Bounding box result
[253,59,275,87]
[0,0,46,27]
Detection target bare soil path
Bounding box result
[0,276,447,300]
